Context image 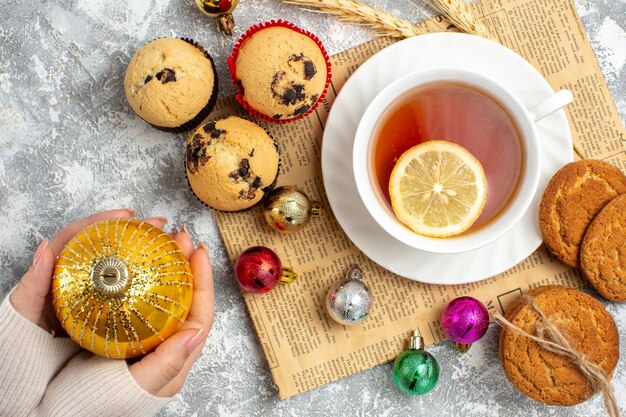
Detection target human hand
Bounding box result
[9,209,215,398]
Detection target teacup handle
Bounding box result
[528,90,573,122]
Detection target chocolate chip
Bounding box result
[273,114,282,119]
[211,129,225,138]
[288,53,317,80]
[229,159,251,181]
[204,122,216,133]
[144,75,153,84]
[155,68,176,84]
[186,137,211,174]
[248,148,255,157]
[237,159,250,179]
[251,176,262,188]
[271,71,286,100]
[281,83,306,106]
[304,60,317,80]
[272,71,286,84]
[238,188,257,200]
[291,104,310,116]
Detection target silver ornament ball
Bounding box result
[326,266,373,325]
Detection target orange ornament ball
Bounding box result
[52,219,193,359]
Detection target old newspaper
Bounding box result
[208,0,626,399]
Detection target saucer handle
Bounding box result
[529,90,573,122]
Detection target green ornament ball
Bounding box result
[392,349,440,395]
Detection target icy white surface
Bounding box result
[0,0,624,416]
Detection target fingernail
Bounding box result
[123,208,136,217]
[33,239,49,266]
[198,242,210,257]
[186,328,206,353]
[181,224,190,237]
[144,216,168,225]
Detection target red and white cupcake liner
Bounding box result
[227,20,332,124]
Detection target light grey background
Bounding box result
[1,0,625,416]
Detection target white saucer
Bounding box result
[321,33,573,285]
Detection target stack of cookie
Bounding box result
[539,159,626,301]
[499,285,619,406]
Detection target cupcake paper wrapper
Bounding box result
[227,20,332,124]
[184,118,281,213]
[148,37,219,134]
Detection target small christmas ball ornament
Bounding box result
[440,296,489,352]
[52,219,193,359]
[234,246,297,293]
[326,266,373,325]
[194,0,239,35]
[393,330,440,395]
[263,186,322,233]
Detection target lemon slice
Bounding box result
[389,140,487,237]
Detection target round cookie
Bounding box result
[499,286,619,406]
[186,116,279,211]
[581,194,626,301]
[124,38,217,132]
[230,22,330,122]
[539,160,626,267]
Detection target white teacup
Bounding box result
[353,66,572,254]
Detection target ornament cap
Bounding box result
[310,202,322,217]
[409,329,424,350]
[279,267,298,284]
[346,265,365,281]
[454,342,471,353]
[194,0,238,35]
[91,257,129,296]
[216,13,235,35]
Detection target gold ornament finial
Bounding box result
[91,257,129,296]
[454,342,471,353]
[409,329,424,350]
[195,0,239,36]
[279,267,298,284]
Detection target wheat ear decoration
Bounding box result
[423,0,497,41]
[282,0,428,38]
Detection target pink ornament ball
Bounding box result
[441,296,489,344]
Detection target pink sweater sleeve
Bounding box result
[0,294,173,417]
[0,295,81,416]
[33,352,172,417]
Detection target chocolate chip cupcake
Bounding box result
[186,116,279,211]
[228,20,331,123]
[124,38,218,133]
